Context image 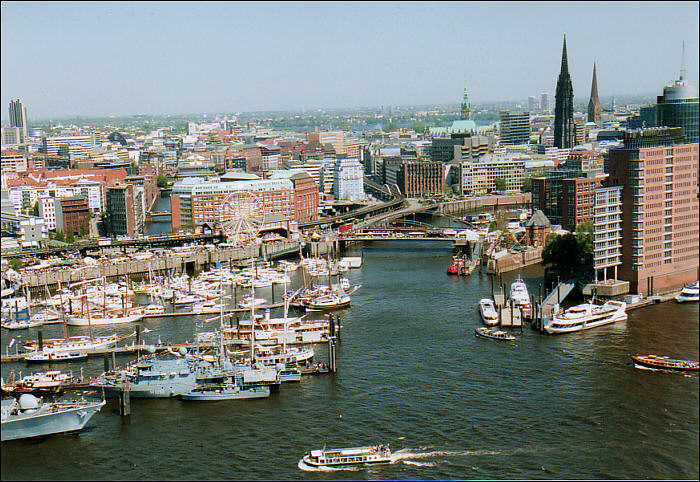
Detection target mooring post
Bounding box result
[38,331,43,352]
[119,387,130,416]
[104,353,110,372]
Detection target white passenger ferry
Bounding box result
[545,299,627,334]
[301,445,392,468]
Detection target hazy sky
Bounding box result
[1,1,698,120]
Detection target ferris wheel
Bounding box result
[217,191,264,245]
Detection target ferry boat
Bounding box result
[25,351,88,363]
[545,300,627,334]
[675,281,699,302]
[301,445,392,468]
[509,278,531,316]
[632,355,699,371]
[478,298,499,326]
[1,394,105,442]
[475,326,515,341]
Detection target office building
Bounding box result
[554,35,576,149]
[333,157,364,201]
[528,96,537,112]
[104,184,136,237]
[655,60,699,143]
[458,155,526,196]
[608,127,698,295]
[540,92,550,112]
[54,196,90,236]
[499,111,530,145]
[8,99,28,139]
[42,135,95,161]
[267,170,319,223]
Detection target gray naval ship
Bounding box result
[1,393,105,442]
[92,341,285,399]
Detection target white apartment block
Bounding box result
[459,155,526,196]
[1,152,28,173]
[43,135,95,161]
[9,181,103,228]
[593,186,623,280]
[333,158,364,201]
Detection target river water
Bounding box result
[1,241,698,480]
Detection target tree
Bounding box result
[80,225,89,238]
[488,221,498,232]
[66,232,75,244]
[493,178,507,192]
[575,220,594,263]
[30,201,40,217]
[442,184,454,197]
[8,258,22,271]
[411,120,425,133]
[55,230,65,242]
[157,174,169,188]
[521,177,532,193]
[542,233,581,269]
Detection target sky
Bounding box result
[1,1,698,120]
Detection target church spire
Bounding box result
[588,62,601,124]
[554,34,575,148]
[460,82,471,120]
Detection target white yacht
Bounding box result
[676,281,699,302]
[509,278,531,315]
[545,299,627,334]
[478,298,499,326]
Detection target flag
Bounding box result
[8,338,15,348]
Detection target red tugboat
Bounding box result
[447,256,465,275]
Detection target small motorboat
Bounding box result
[475,326,515,341]
[478,298,499,326]
[301,444,392,468]
[238,296,267,309]
[632,355,699,371]
[675,281,699,302]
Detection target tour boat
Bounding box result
[545,300,627,334]
[475,326,516,341]
[24,351,88,363]
[2,370,75,393]
[509,278,531,315]
[478,298,499,326]
[675,281,699,302]
[301,445,392,468]
[632,355,699,371]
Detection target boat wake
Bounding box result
[402,460,435,467]
[391,446,535,462]
[297,459,363,472]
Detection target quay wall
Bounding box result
[20,238,340,294]
[437,193,532,215]
[486,246,543,274]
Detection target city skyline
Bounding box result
[1,1,698,120]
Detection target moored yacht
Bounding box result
[545,299,627,334]
[675,281,699,302]
[478,298,499,326]
[509,278,531,315]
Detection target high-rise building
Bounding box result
[588,63,602,124]
[460,83,472,120]
[608,127,698,295]
[540,92,550,112]
[528,96,537,112]
[655,45,699,143]
[593,186,623,281]
[104,184,136,237]
[8,99,28,139]
[499,111,530,145]
[333,157,364,201]
[554,35,575,149]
